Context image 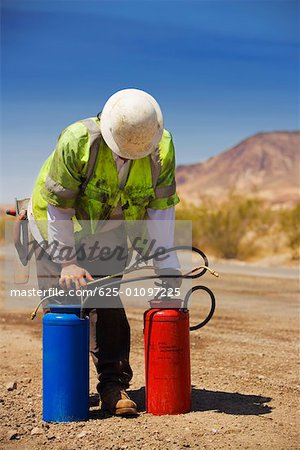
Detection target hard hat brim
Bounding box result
[100,89,164,160]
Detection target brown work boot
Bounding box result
[100,383,137,416]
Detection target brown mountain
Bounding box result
[176,131,300,207]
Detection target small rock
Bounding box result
[6,381,17,391]
[76,431,87,438]
[47,434,56,440]
[258,375,266,380]
[7,430,19,440]
[0,398,4,404]
[24,378,32,384]
[211,428,219,434]
[31,427,43,436]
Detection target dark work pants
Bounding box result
[89,307,132,391]
[34,224,133,392]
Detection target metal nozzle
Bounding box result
[192,266,219,277]
[209,268,219,277]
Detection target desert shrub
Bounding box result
[176,193,273,260]
[0,215,15,243]
[279,204,300,259]
[0,217,5,242]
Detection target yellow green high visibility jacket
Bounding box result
[32,117,180,239]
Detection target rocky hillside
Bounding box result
[176,131,300,206]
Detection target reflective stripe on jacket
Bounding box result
[31,117,179,238]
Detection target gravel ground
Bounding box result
[0,271,299,449]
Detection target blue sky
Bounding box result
[1,0,299,202]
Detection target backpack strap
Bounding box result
[150,148,161,190]
[80,118,161,194]
[150,148,177,198]
[80,119,102,191]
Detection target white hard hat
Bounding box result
[100,88,164,159]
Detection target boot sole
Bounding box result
[115,407,138,416]
[101,405,138,416]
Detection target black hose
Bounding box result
[81,277,216,330]
[79,244,210,308]
[35,245,216,330]
[183,285,216,331]
[131,245,209,278]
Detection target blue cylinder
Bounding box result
[43,306,89,422]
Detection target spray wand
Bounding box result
[31,245,219,327]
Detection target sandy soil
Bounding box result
[0,271,299,450]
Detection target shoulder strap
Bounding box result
[80,118,161,192]
[150,148,161,188]
[80,119,102,191]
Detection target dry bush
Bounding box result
[0,215,15,243]
[176,193,275,260]
[279,204,300,259]
[0,217,6,243]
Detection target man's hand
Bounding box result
[156,268,182,290]
[60,263,94,290]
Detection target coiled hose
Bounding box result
[31,245,218,330]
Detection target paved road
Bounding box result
[1,244,299,281]
[211,260,299,280]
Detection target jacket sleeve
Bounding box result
[148,130,180,210]
[47,204,77,264]
[146,207,180,269]
[40,123,89,208]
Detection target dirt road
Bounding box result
[0,270,299,449]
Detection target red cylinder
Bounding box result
[6,209,16,216]
[144,300,191,415]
